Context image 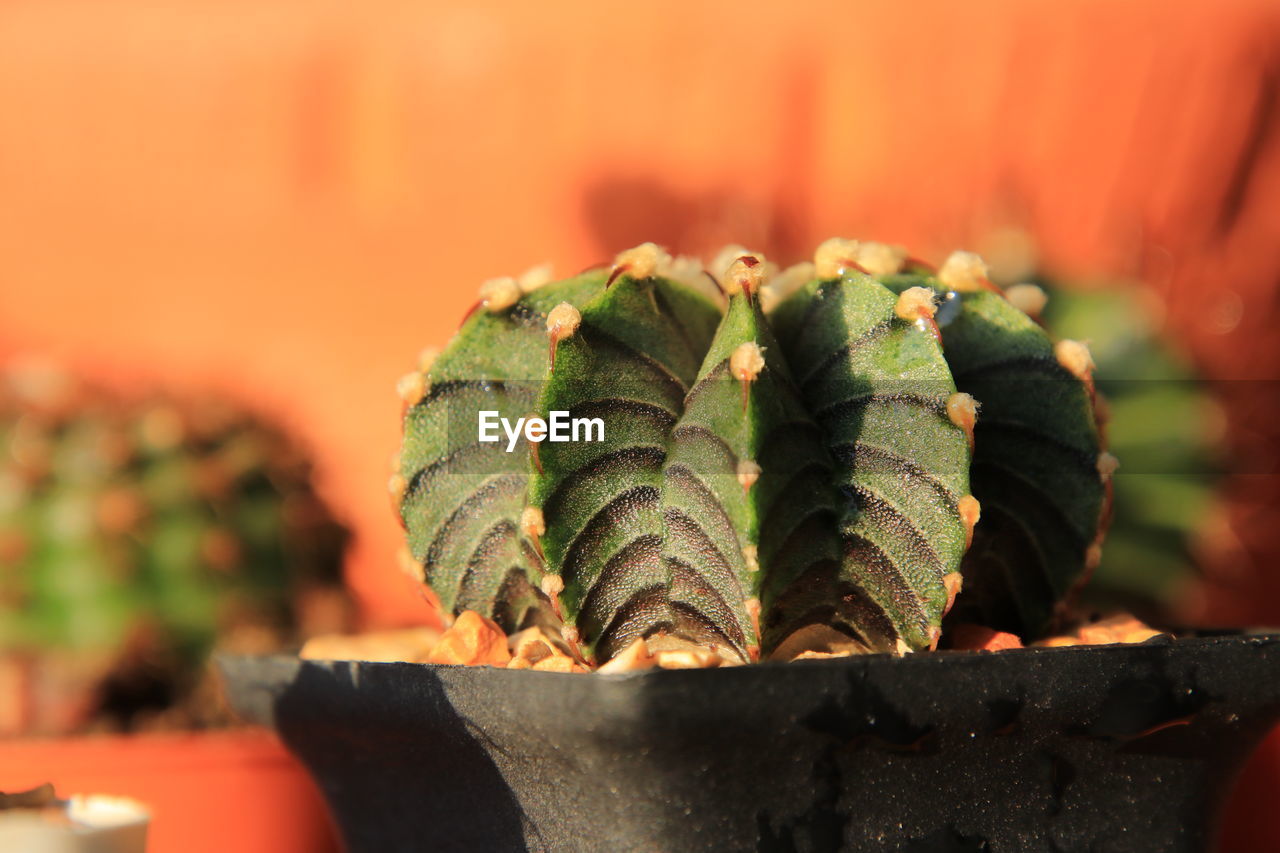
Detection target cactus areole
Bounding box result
[394,240,1109,666]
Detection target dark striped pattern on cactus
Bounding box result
[394,239,1109,664]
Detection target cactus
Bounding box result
[395,240,1108,664]
[0,362,349,733]
[872,258,1109,640]
[1034,282,1217,622]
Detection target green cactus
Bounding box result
[874,260,1109,641]
[1034,281,1218,622]
[395,240,1108,664]
[0,362,349,732]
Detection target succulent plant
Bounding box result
[0,362,349,733]
[394,240,1109,665]
[1034,282,1219,622]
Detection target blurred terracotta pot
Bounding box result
[0,731,338,853]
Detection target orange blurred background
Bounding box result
[1,0,1276,629]
[1,0,1279,848]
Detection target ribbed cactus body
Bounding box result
[875,276,1107,639]
[396,242,1108,663]
[397,271,606,635]
[768,272,971,653]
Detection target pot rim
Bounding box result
[221,629,1280,683]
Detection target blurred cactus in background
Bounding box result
[0,360,350,735]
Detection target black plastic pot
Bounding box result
[219,633,1280,852]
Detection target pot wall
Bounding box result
[223,635,1280,852]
